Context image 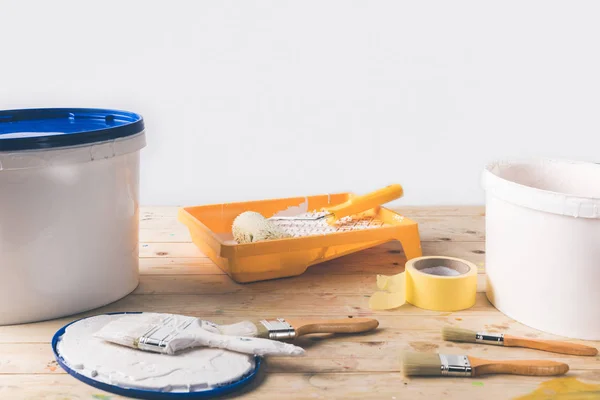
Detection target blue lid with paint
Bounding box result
[52,312,262,400]
[0,108,145,151]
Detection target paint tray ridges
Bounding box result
[272,212,386,238]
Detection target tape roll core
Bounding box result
[411,258,471,276]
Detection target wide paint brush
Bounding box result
[94,313,304,357]
[95,313,378,356]
[442,327,598,356]
[402,352,569,378]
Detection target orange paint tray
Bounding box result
[178,192,422,283]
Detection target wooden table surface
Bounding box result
[2,206,599,400]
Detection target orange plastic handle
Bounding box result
[324,184,404,224]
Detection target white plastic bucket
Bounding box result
[482,158,600,340]
[0,108,146,325]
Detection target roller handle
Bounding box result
[469,357,569,377]
[324,184,404,224]
[285,318,379,336]
[504,334,598,356]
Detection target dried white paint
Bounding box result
[271,198,309,217]
[94,313,304,356]
[57,314,256,392]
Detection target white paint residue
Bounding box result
[94,313,304,356]
[272,214,386,238]
[56,314,255,392]
[217,321,259,337]
[420,266,461,276]
[271,197,309,217]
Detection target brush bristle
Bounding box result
[94,318,150,348]
[401,352,443,377]
[94,314,182,349]
[442,327,477,343]
[255,323,270,339]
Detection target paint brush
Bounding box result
[94,313,304,357]
[442,327,598,356]
[401,352,569,377]
[214,317,379,340]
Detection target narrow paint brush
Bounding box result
[442,327,598,356]
[401,352,569,377]
[217,317,379,340]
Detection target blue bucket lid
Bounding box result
[0,108,145,151]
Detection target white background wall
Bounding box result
[2,1,600,207]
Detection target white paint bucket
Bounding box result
[0,108,146,325]
[482,159,600,340]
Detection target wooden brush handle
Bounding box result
[285,318,379,336]
[469,357,569,377]
[504,334,598,356]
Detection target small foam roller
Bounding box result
[232,211,290,243]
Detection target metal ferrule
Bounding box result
[476,332,505,346]
[439,354,472,377]
[260,318,296,340]
[136,315,194,353]
[137,335,169,352]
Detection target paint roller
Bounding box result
[232,184,403,243]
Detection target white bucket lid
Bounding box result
[0,108,146,170]
[482,158,600,219]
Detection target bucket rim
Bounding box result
[481,157,600,219]
[0,108,145,152]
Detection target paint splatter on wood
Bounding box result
[409,342,439,352]
[515,377,600,399]
[45,360,59,372]
[92,395,113,400]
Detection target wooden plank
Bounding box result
[416,216,484,242]
[0,294,575,345]
[139,242,204,258]
[400,205,485,217]
[3,335,599,375]
[133,273,487,295]
[11,206,600,400]
[2,313,597,353]
[139,257,225,275]
[0,372,597,400]
[139,241,486,266]
[0,293,499,319]
[139,211,485,244]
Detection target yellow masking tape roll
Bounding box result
[406,256,477,311]
[369,256,477,312]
